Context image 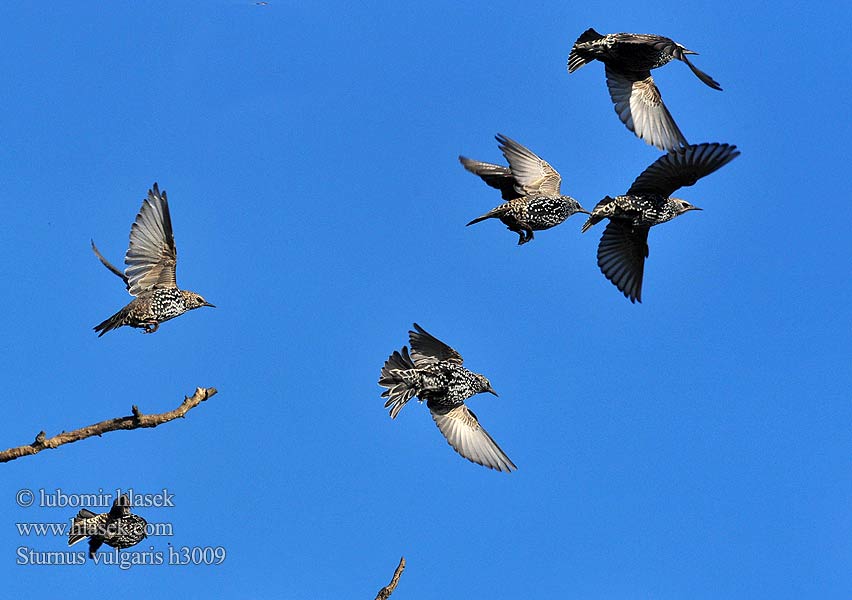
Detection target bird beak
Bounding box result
[203,302,216,308]
[578,208,591,215]
[689,206,703,212]
[486,386,498,397]
[684,49,698,55]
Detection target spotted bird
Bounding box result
[583,143,739,303]
[379,324,516,472]
[568,28,722,152]
[68,494,147,559]
[91,183,214,336]
[460,134,588,245]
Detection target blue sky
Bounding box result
[1,1,850,597]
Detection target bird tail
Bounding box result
[93,306,130,337]
[466,203,509,227]
[580,217,596,233]
[581,200,611,233]
[379,346,420,419]
[68,509,97,546]
[568,27,604,72]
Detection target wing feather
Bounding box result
[496,134,562,196]
[428,403,516,472]
[605,65,687,152]
[627,143,740,197]
[597,220,649,303]
[409,323,464,366]
[124,183,178,296]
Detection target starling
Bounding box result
[91,182,215,336]
[460,133,589,245]
[568,28,722,152]
[68,494,148,558]
[582,142,740,303]
[379,323,516,472]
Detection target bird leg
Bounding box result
[141,322,160,334]
[517,227,534,245]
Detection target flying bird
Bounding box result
[68,494,148,558]
[379,323,516,472]
[460,134,589,245]
[582,143,739,302]
[568,28,722,152]
[91,183,215,336]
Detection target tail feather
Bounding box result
[93,306,130,337]
[568,27,604,72]
[379,347,420,419]
[466,204,508,227]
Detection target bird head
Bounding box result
[673,198,702,215]
[564,196,591,215]
[475,374,498,397]
[181,290,216,310]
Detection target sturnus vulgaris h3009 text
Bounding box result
[68,494,148,558]
[460,134,589,245]
[379,324,516,472]
[91,183,215,336]
[568,28,722,152]
[582,143,740,302]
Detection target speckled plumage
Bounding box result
[68,495,147,559]
[379,324,516,472]
[582,143,740,303]
[460,134,589,245]
[568,28,722,151]
[92,183,214,336]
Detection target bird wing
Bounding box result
[627,143,740,197]
[409,323,464,366]
[597,220,649,304]
[459,157,523,200]
[605,65,687,152]
[496,133,562,196]
[124,183,178,296]
[108,495,131,518]
[428,402,516,472]
[91,240,130,289]
[68,512,107,547]
[674,51,723,90]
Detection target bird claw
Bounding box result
[141,322,160,334]
[517,231,534,245]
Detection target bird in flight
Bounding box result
[582,143,739,302]
[379,323,516,472]
[568,28,722,152]
[68,494,148,559]
[91,183,215,336]
[460,134,588,245]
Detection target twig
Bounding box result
[0,387,217,463]
[376,556,405,600]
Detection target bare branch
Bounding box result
[0,387,217,463]
[375,556,406,600]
